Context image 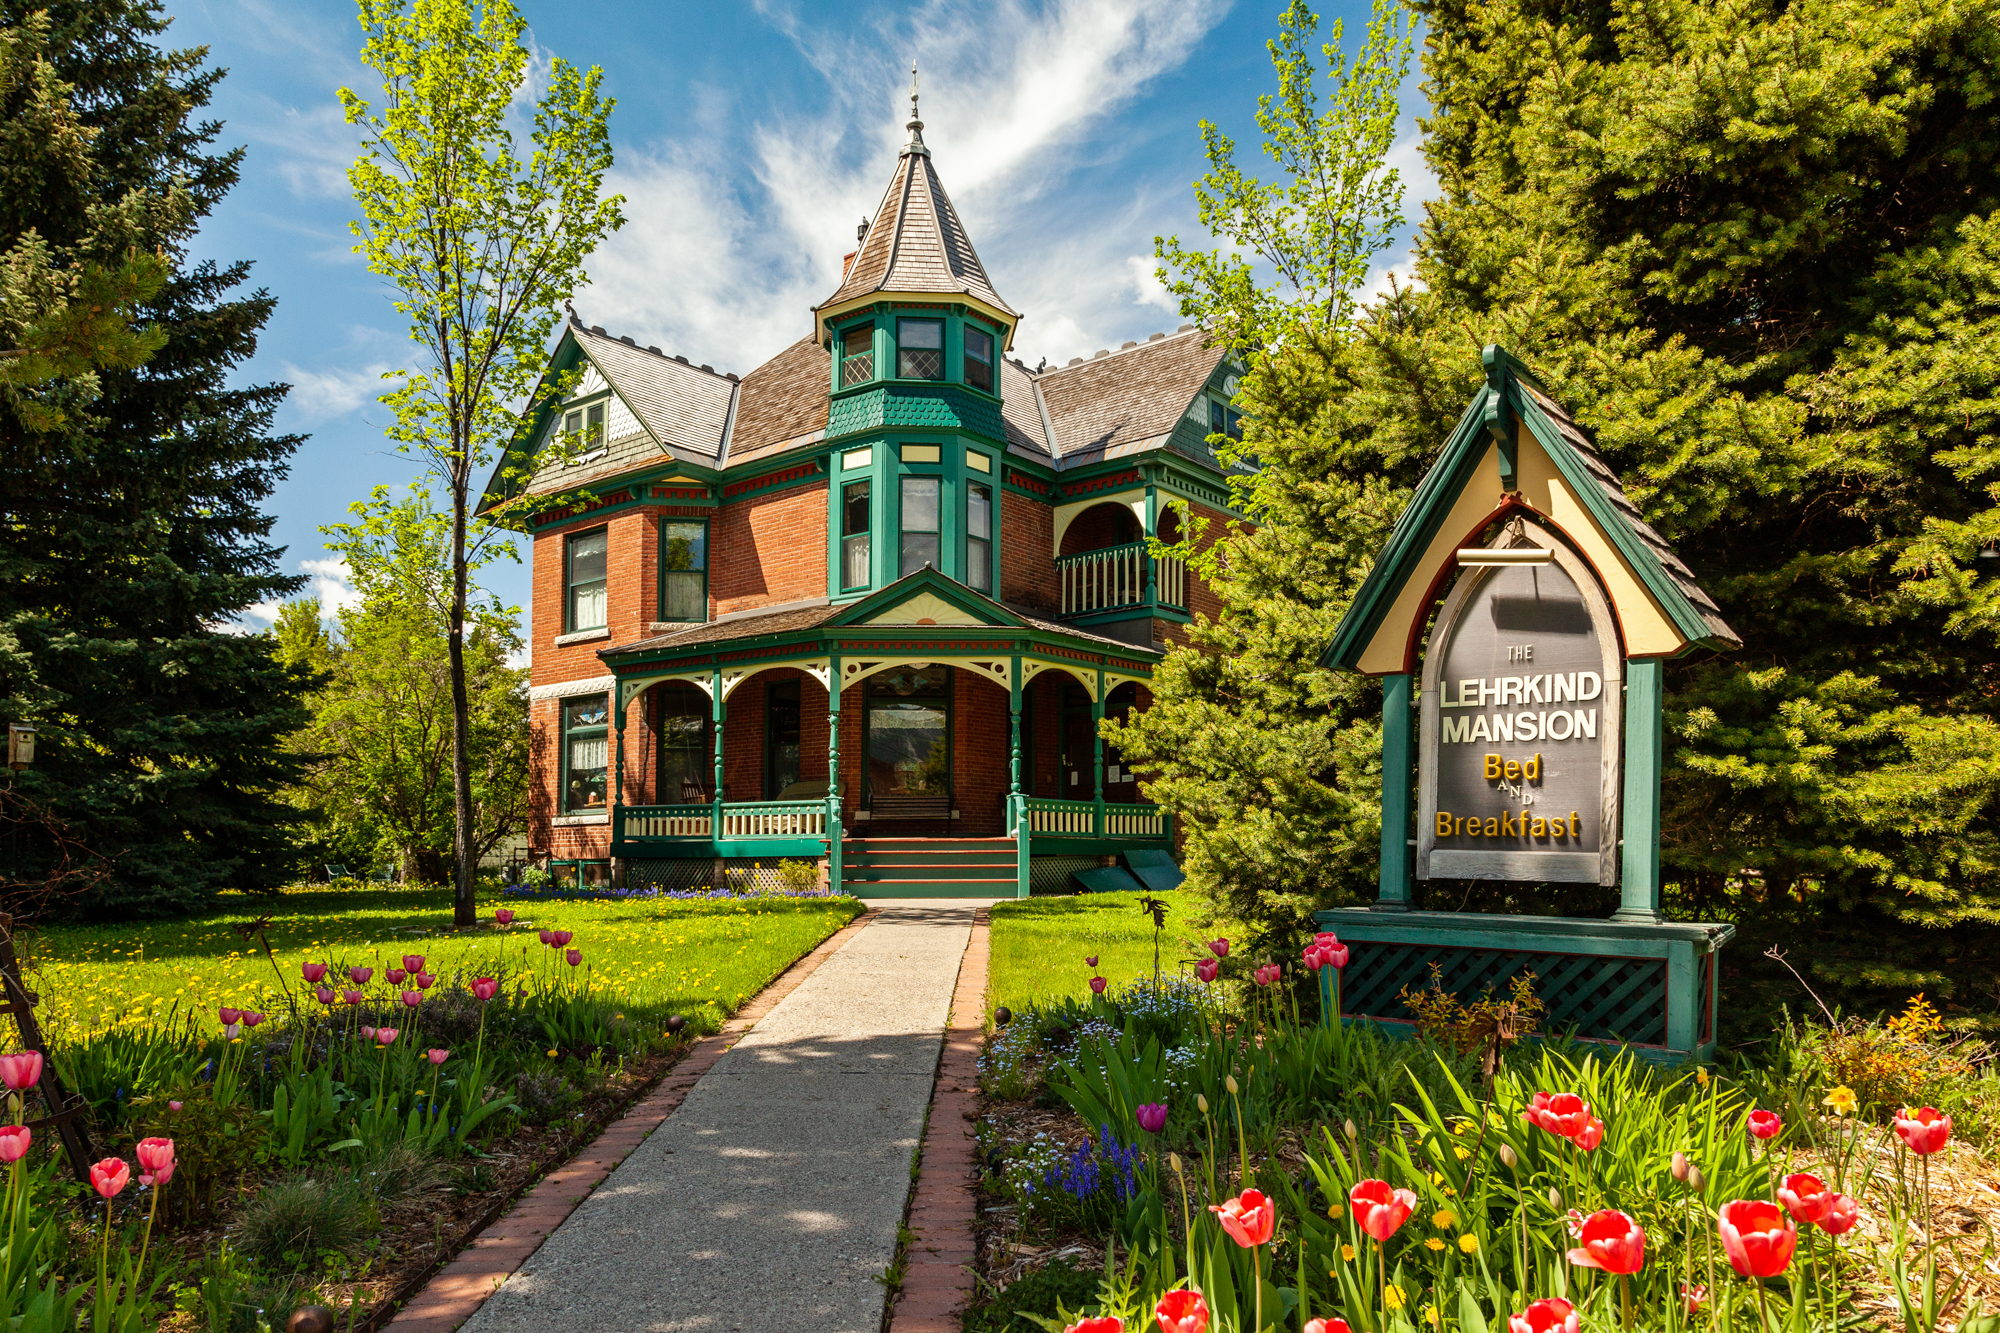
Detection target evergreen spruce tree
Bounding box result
[1132,0,2000,1024]
[0,0,310,916]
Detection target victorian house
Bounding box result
[489,92,1248,897]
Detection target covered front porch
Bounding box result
[594,569,1175,896]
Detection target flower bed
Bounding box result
[967,922,2000,1333]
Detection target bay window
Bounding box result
[841,480,872,590]
[900,475,940,575]
[898,318,943,380]
[964,326,993,392]
[840,324,874,386]
[967,482,992,592]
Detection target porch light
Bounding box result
[1456,547,1553,567]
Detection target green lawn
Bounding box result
[29,885,863,1043]
[987,891,1227,1018]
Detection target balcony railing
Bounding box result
[618,800,828,844]
[1056,541,1187,617]
[1022,796,1171,841]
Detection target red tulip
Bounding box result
[1209,1188,1276,1247]
[1085,954,1099,967]
[1894,1106,1952,1155]
[1719,1198,1797,1277]
[1508,1297,1579,1333]
[1779,1172,1834,1228]
[1208,938,1229,958]
[473,977,499,1001]
[539,929,554,945]
[374,1027,400,1046]
[315,985,335,1005]
[495,908,516,925]
[565,950,582,968]
[1523,1091,1592,1139]
[386,968,407,986]
[1303,1321,1352,1333]
[1063,1319,1123,1333]
[402,954,426,974]
[427,1048,449,1065]
[1090,976,1108,995]
[401,990,422,1008]
[136,1137,175,1173]
[348,965,373,985]
[1349,1178,1416,1242]
[241,1011,264,1028]
[1154,1288,1209,1333]
[0,1126,30,1162]
[1567,1208,1645,1273]
[301,961,328,983]
[1571,1116,1605,1152]
[218,1007,242,1026]
[415,971,436,989]
[1746,1109,1783,1141]
[1820,1193,1860,1236]
[90,1157,130,1199]
[343,988,365,1006]
[1195,958,1219,984]
[0,1052,42,1093]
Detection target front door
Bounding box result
[864,665,952,803]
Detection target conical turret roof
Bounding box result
[816,71,1018,339]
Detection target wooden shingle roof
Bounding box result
[1035,327,1228,464]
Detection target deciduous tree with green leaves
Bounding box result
[1128,0,2000,1027]
[341,0,623,923]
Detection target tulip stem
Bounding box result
[1755,1276,1771,1333]
[1619,1273,1633,1330]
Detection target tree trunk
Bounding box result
[448,470,477,927]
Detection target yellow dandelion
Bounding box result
[1424,1306,1441,1326]
[1425,1238,1447,1252]
[1384,1284,1406,1311]
[1340,1244,1356,1262]
[1824,1086,1859,1117]
[1432,1208,1457,1230]
[1459,1233,1479,1253]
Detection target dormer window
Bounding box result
[964,326,993,392]
[564,401,605,447]
[840,324,874,386]
[898,318,944,380]
[1210,398,1242,441]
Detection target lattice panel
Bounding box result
[1698,952,1717,1045]
[624,858,717,892]
[1341,941,1669,1047]
[1031,856,1100,895]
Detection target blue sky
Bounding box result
[168,0,1426,636]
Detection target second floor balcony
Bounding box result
[1056,541,1187,617]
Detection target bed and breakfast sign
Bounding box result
[1416,522,1623,886]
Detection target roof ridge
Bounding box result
[576,322,738,382]
[1040,324,1208,376]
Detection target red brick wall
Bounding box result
[1002,489,1056,612]
[951,671,1010,835]
[712,481,827,615]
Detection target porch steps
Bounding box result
[840,837,1018,898]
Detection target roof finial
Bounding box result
[903,60,929,157]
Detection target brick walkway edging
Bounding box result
[379,906,883,1333]
[887,905,991,1333]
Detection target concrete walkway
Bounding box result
[458,899,988,1333]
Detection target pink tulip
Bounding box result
[1508,1298,1579,1333]
[1567,1208,1645,1274]
[301,961,329,983]
[360,1026,376,1040]
[1254,963,1281,986]
[1682,1285,1709,1315]
[374,1027,400,1046]
[0,1126,29,1162]
[1820,1194,1860,1236]
[222,1022,240,1040]
[1894,1106,1953,1155]
[1208,1188,1276,1248]
[538,929,554,945]
[343,988,365,1006]
[386,968,407,986]
[217,1007,242,1026]
[1195,957,1219,984]
[400,954,423,974]
[1348,1178,1416,1242]
[90,1157,130,1199]
[1747,1109,1783,1141]
[315,985,336,1005]
[495,908,515,925]
[0,1052,41,1093]
[565,950,582,967]
[416,971,436,988]
[427,1048,449,1065]
[136,1137,175,1173]
[472,977,499,1002]
[1135,1102,1168,1134]
[1779,1172,1834,1228]
[140,1162,174,1186]
[401,990,422,1008]
[1208,938,1229,958]
[550,930,574,948]
[1719,1198,1797,1277]
[167,1101,182,1112]
[1090,976,1108,995]
[348,965,373,985]
[241,1011,264,1028]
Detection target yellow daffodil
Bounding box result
[1384,1284,1406,1311]
[1454,1145,1470,1160]
[1824,1085,1859,1117]
[1459,1233,1479,1253]
[1432,1208,1457,1230]
[1430,1171,1445,1186]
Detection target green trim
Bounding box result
[1376,673,1414,908]
[1618,657,1665,922]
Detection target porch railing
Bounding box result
[618,800,827,843]
[1056,541,1187,617]
[1022,796,1170,841]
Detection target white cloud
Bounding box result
[301,557,362,617]
[1126,254,1179,314]
[282,361,396,424]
